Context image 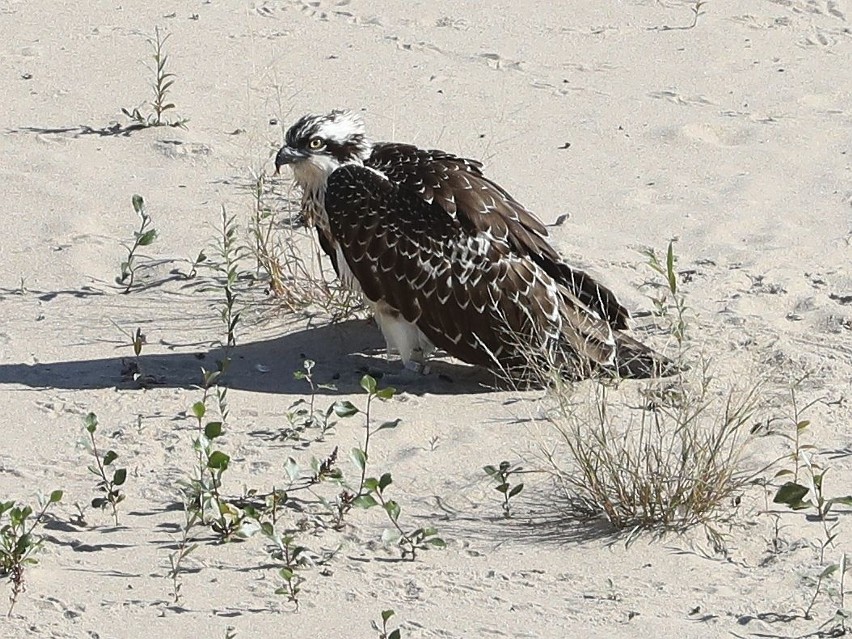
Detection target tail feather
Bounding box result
[610,331,679,379]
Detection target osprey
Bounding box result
[275,110,671,380]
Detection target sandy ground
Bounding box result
[1,0,851,637]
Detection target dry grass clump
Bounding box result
[542,367,764,538]
[247,170,363,321]
[540,242,767,540]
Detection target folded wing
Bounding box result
[366,143,630,329]
[324,164,619,371]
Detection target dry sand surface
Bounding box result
[1,0,851,637]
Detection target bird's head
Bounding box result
[275,110,373,189]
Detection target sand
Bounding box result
[1,0,850,637]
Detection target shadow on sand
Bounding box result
[0,319,498,396]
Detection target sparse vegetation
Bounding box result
[117,194,158,293]
[1,490,63,615]
[372,609,402,639]
[121,27,188,129]
[484,461,525,518]
[253,169,364,320]
[166,507,199,605]
[541,243,764,543]
[82,412,127,526]
[262,524,307,608]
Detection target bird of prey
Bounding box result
[274,110,672,380]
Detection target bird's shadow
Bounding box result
[0,319,497,396]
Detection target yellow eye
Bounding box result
[308,137,325,150]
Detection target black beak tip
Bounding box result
[274,146,304,173]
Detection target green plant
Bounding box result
[117,194,157,293]
[642,240,687,348]
[166,507,199,605]
[262,524,307,608]
[213,206,248,365]
[483,461,525,518]
[545,374,762,541]
[182,369,257,541]
[283,359,348,441]
[771,386,852,563]
[183,249,207,280]
[347,375,445,559]
[372,609,402,639]
[121,27,188,128]
[654,0,708,31]
[686,0,707,29]
[82,413,127,526]
[816,553,849,635]
[354,471,445,560]
[0,490,63,615]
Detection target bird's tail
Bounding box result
[609,331,680,379]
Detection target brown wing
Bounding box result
[366,142,630,329]
[323,164,617,370]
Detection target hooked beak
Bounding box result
[274,146,308,174]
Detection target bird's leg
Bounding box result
[404,347,431,375]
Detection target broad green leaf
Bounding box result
[350,447,367,472]
[773,482,809,506]
[191,401,206,419]
[137,229,158,246]
[333,400,359,418]
[84,412,98,433]
[509,483,524,498]
[207,450,230,470]
[384,500,401,522]
[389,631,401,639]
[375,387,395,400]
[353,494,378,509]
[378,472,393,491]
[112,468,127,486]
[103,450,118,466]
[132,194,144,214]
[205,421,223,439]
[360,374,377,395]
[375,419,401,433]
[381,610,395,623]
[49,490,63,504]
[363,477,379,492]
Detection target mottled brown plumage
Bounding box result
[275,110,671,379]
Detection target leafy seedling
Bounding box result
[117,194,157,293]
[262,523,308,608]
[121,27,188,128]
[83,412,127,526]
[484,461,525,518]
[372,609,402,639]
[0,490,63,615]
[355,471,446,560]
